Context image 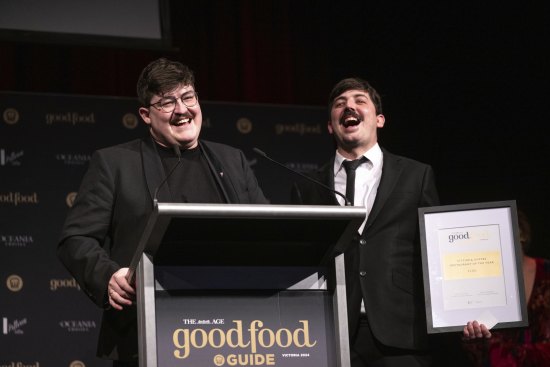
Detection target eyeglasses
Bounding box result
[148,92,199,113]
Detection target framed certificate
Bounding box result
[418,200,528,333]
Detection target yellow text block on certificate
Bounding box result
[443,251,502,280]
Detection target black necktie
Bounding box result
[342,157,368,206]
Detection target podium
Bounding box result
[128,203,366,367]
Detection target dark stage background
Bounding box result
[1,1,548,366]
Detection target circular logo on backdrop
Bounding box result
[122,113,139,129]
[3,108,20,125]
[236,117,252,134]
[6,274,23,292]
[70,361,85,367]
[214,354,225,366]
[66,192,78,208]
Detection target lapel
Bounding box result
[364,149,403,230]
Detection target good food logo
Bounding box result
[173,320,316,365]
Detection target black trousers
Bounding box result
[350,317,432,367]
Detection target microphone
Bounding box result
[252,147,351,206]
[153,145,182,205]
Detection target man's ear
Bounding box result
[139,107,151,125]
[327,120,334,135]
[376,114,385,128]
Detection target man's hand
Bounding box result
[107,267,136,310]
[463,320,492,340]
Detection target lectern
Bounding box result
[128,203,366,367]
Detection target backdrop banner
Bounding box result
[0,91,331,367]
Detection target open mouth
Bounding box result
[171,117,191,126]
[340,111,361,127]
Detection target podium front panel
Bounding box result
[154,289,336,367]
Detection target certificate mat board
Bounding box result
[418,201,528,333]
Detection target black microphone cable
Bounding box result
[153,145,182,206]
[253,147,351,206]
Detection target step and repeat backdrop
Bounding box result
[0,91,332,367]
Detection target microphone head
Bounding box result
[252,147,267,157]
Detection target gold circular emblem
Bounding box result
[213,354,225,366]
[66,192,78,208]
[6,274,23,292]
[70,361,85,367]
[236,117,252,134]
[3,108,20,125]
[122,113,138,129]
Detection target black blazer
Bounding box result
[58,137,268,361]
[292,148,439,351]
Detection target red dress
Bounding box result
[464,258,550,366]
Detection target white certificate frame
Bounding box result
[419,200,528,333]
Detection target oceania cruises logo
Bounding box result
[1,234,34,248]
[2,317,27,335]
[55,153,91,166]
[0,149,23,166]
[59,320,97,332]
[286,162,319,173]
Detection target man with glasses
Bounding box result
[57,58,268,366]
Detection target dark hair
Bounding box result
[517,210,532,252]
[136,58,195,106]
[328,77,383,115]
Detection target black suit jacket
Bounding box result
[57,137,268,361]
[291,148,439,351]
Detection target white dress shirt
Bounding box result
[334,144,384,314]
[333,143,383,233]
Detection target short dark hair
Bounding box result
[328,77,383,115]
[136,58,195,106]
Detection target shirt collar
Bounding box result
[334,143,383,175]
